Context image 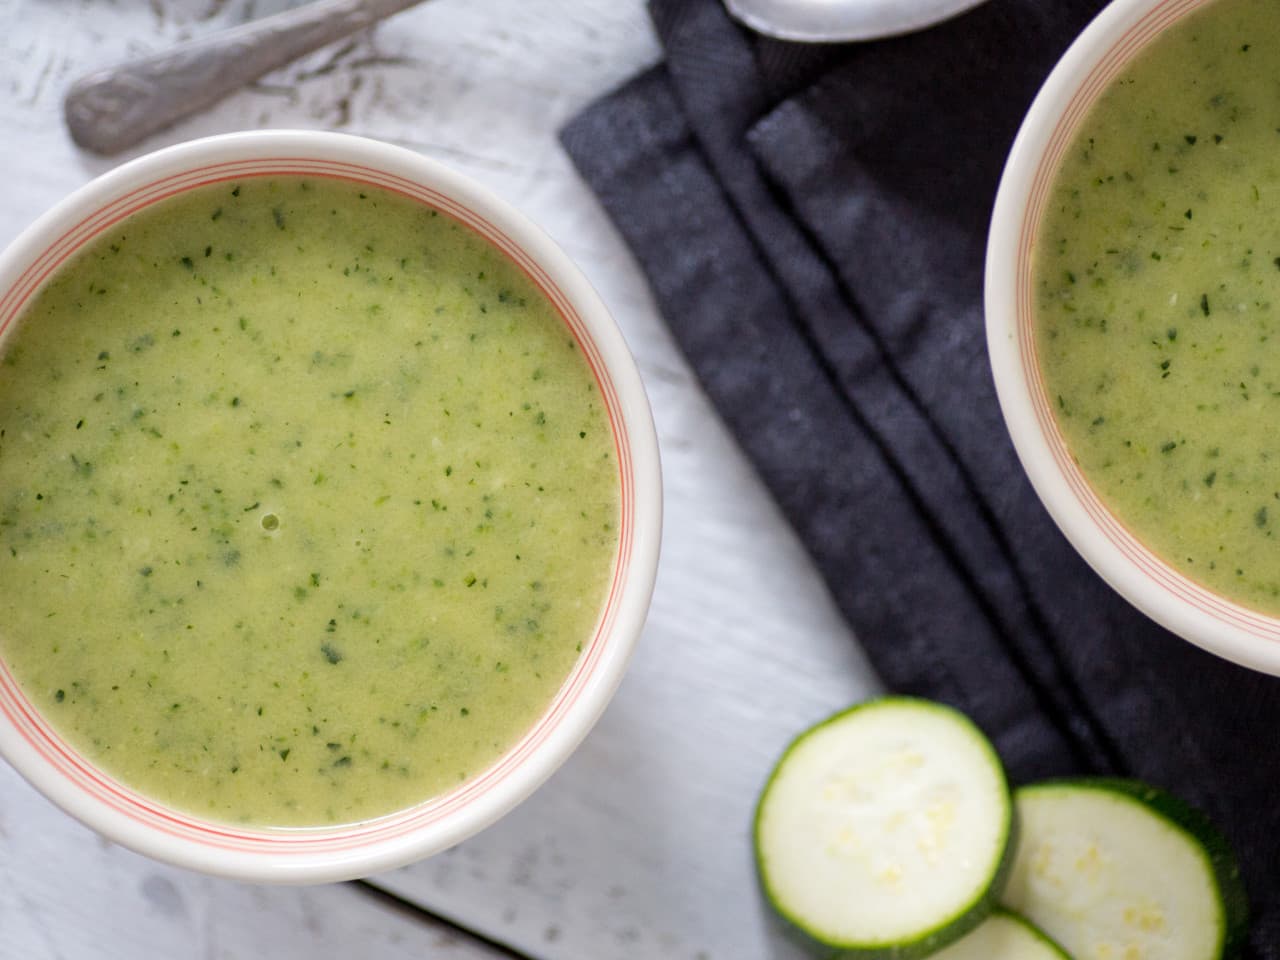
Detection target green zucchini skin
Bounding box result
[931,908,1072,960]
[752,697,1016,960]
[1063,778,1247,958]
[1007,777,1248,960]
[999,909,1074,960]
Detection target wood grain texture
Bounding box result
[0,1,884,957]
[0,762,507,958]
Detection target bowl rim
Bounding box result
[0,129,662,881]
[986,0,1280,676]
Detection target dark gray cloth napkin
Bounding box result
[562,0,1280,950]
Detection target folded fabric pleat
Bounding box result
[562,0,1280,950]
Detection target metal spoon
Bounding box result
[64,0,429,156]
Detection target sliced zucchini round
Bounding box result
[753,697,1014,958]
[1003,778,1248,960]
[930,908,1071,960]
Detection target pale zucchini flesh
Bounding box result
[1003,779,1248,960]
[930,909,1071,960]
[754,697,1013,957]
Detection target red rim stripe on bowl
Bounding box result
[1015,0,1280,640]
[0,159,639,853]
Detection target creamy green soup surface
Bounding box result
[0,176,619,826]
[1034,0,1280,614]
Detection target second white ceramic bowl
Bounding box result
[986,0,1280,675]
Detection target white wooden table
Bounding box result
[0,2,881,956]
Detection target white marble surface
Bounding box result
[0,1,882,957]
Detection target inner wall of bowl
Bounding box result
[1014,0,1280,643]
[0,157,637,855]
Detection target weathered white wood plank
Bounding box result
[0,762,507,958]
[0,2,886,958]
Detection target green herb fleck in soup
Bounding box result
[0,177,620,826]
[1034,0,1280,613]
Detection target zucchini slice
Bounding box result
[931,909,1071,960]
[753,697,1014,958]
[1003,779,1248,960]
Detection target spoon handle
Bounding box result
[64,0,427,155]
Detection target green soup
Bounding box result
[0,176,620,826]
[1034,0,1280,614]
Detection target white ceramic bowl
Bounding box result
[986,0,1280,675]
[0,130,662,881]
